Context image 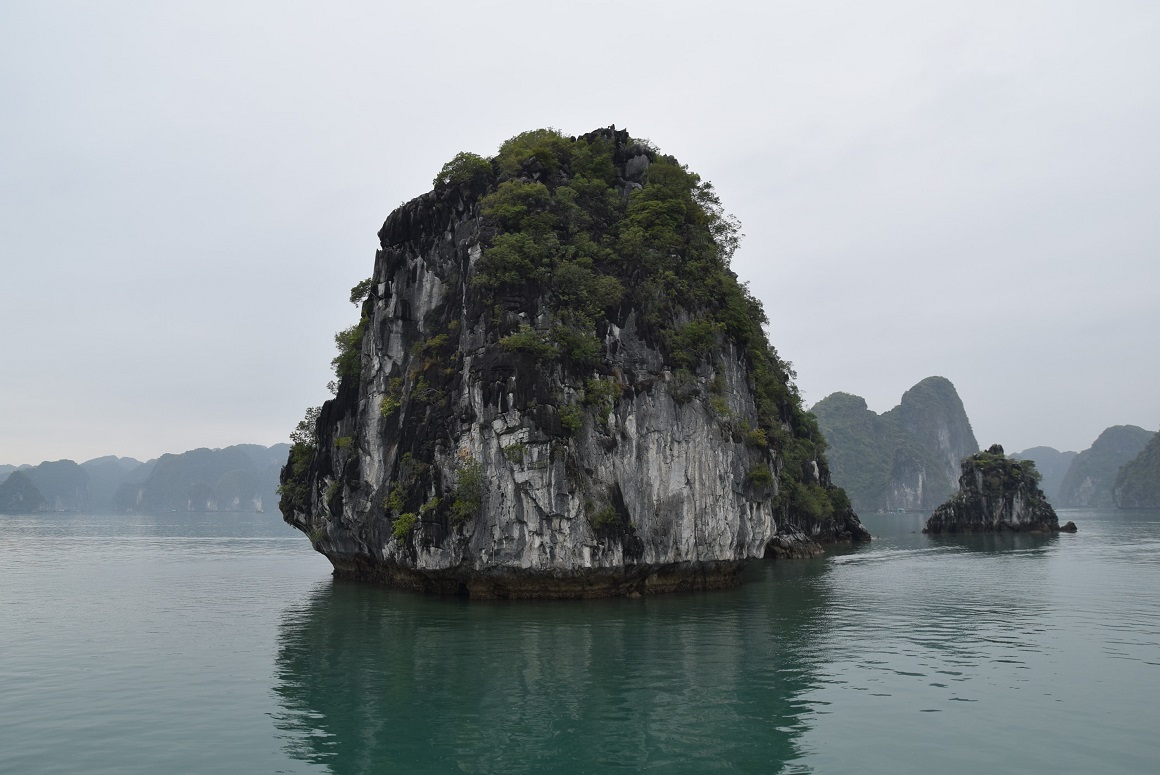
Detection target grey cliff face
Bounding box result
[0,470,47,514]
[885,377,979,511]
[113,445,286,513]
[280,128,867,598]
[812,376,978,514]
[23,459,90,512]
[1114,427,1160,508]
[925,444,1071,534]
[1057,425,1155,508]
[1009,446,1076,505]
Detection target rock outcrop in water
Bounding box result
[1114,427,1160,508]
[279,127,868,599]
[924,444,1075,534]
[811,377,978,513]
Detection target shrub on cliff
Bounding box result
[1114,427,1160,508]
[467,129,814,463]
[278,406,320,517]
[433,151,493,190]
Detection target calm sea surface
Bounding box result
[1,507,1158,773]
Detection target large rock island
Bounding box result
[279,127,868,598]
[1057,425,1155,507]
[811,377,978,513]
[925,444,1076,534]
[1114,427,1160,508]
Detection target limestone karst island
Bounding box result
[279,127,869,598]
[924,444,1078,534]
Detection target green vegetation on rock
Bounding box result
[1058,425,1155,507]
[433,151,493,190]
[0,470,47,514]
[278,406,320,517]
[279,125,863,587]
[331,317,368,382]
[465,128,829,496]
[1008,446,1077,504]
[925,444,1063,534]
[450,457,484,524]
[1113,427,1160,508]
[812,377,978,513]
[392,511,418,540]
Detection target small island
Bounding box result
[924,444,1077,534]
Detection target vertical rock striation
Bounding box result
[1057,425,1155,507]
[1008,446,1077,505]
[812,376,978,513]
[280,127,868,598]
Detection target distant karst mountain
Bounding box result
[115,444,288,513]
[0,470,48,514]
[1056,425,1155,508]
[23,459,90,512]
[811,376,979,513]
[1113,428,1160,508]
[280,125,868,598]
[1008,446,1077,504]
[0,444,289,514]
[82,456,145,510]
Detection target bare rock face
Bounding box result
[812,377,978,514]
[1058,425,1155,507]
[925,445,1068,534]
[1114,427,1160,508]
[280,127,868,598]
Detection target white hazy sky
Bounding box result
[2,1,1158,465]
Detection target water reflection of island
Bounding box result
[926,530,1061,555]
[272,561,836,773]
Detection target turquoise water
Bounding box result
[1,508,1158,773]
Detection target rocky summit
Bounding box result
[925,444,1076,534]
[812,377,978,514]
[279,127,868,599]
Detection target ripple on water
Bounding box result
[3,508,1160,773]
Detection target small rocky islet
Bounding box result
[279,126,869,599]
[924,444,1078,534]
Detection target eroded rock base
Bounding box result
[925,519,1078,535]
[328,555,747,599]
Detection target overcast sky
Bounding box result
[2,1,1157,466]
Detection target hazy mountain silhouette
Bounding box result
[1114,427,1160,508]
[0,470,47,514]
[1056,425,1155,507]
[811,376,978,513]
[1008,446,1077,504]
[0,444,289,514]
